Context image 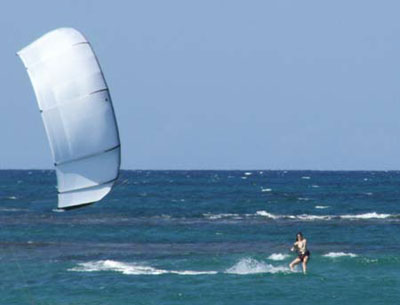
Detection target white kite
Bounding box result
[18,28,121,210]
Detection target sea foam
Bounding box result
[256,210,332,221]
[70,259,292,276]
[323,252,358,258]
[256,210,279,219]
[315,205,329,209]
[69,260,217,275]
[201,210,398,222]
[255,210,396,221]
[0,207,26,212]
[203,213,240,220]
[225,258,290,274]
[267,253,290,261]
[340,212,391,219]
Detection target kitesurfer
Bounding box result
[289,232,310,274]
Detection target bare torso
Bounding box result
[294,239,307,255]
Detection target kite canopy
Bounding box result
[18,28,120,209]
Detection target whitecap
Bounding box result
[7,196,17,200]
[214,211,397,222]
[225,258,291,274]
[315,205,329,209]
[69,260,217,276]
[0,208,26,212]
[203,213,239,220]
[244,172,252,176]
[296,214,332,221]
[52,208,65,213]
[256,210,279,219]
[261,188,272,192]
[256,211,331,221]
[311,185,319,188]
[340,212,391,220]
[362,258,378,264]
[301,176,311,180]
[323,252,358,258]
[267,253,290,261]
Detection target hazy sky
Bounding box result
[1,0,400,170]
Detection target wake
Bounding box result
[69,258,293,276]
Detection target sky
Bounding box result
[1,0,400,170]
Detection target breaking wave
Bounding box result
[255,210,397,221]
[203,213,241,220]
[340,212,391,219]
[256,210,331,221]
[100,211,399,223]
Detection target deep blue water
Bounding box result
[0,170,399,304]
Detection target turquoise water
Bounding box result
[0,170,399,304]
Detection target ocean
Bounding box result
[0,170,399,304]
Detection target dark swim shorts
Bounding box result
[298,250,310,262]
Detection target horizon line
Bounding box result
[1,168,400,172]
